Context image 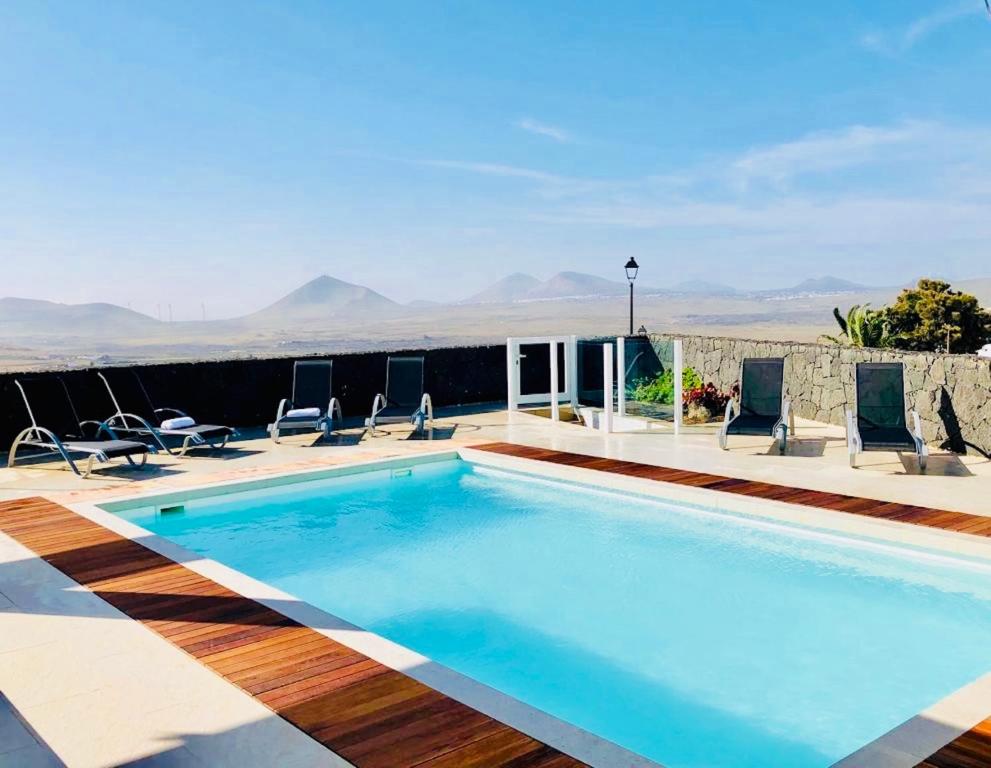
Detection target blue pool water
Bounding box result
[114,460,991,767]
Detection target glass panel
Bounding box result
[576,337,616,407]
[624,335,677,422]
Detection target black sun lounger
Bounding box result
[718,358,793,454]
[365,356,433,433]
[846,362,927,471]
[8,377,152,477]
[98,369,236,456]
[268,360,342,443]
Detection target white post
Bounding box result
[507,338,518,411]
[602,343,613,434]
[568,335,579,410]
[549,340,560,422]
[673,339,683,435]
[616,336,626,417]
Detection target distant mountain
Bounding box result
[464,273,541,304]
[787,276,869,294]
[671,280,737,295]
[0,297,159,337]
[246,275,401,325]
[528,271,630,299]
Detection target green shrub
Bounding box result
[629,367,702,405]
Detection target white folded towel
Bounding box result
[286,407,321,418]
[161,416,195,430]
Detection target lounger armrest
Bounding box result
[717,398,736,450]
[420,393,433,425]
[328,397,343,423]
[8,426,58,469]
[78,420,104,439]
[155,407,189,420]
[16,426,60,448]
[365,394,387,429]
[371,393,385,416]
[111,412,160,434]
[722,398,736,425]
[275,398,290,422]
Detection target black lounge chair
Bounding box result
[718,358,793,454]
[98,369,236,456]
[268,360,342,443]
[365,356,433,432]
[846,362,927,471]
[8,377,152,477]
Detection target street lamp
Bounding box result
[624,257,639,336]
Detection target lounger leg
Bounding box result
[7,433,25,469]
[778,425,787,455]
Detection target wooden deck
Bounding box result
[473,442,991,768]
[474,443,991,537]
[0,495,586,768]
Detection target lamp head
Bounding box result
[624,257,639,282]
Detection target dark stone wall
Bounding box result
[0,345,507,447]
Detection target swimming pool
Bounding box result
[110,458,991,767]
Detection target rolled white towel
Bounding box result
[161,416,196,430]
[286,407,321,419]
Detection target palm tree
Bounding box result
[819,304,894,348]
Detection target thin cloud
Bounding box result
[418,158,566,183]
[730,122,931,188]
[414,120,991,267]
[515,118,571,143]
[860,1,981,55]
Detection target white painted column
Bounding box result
[506,338,518,411]
[673,339,683,435]
[602,343,613,434]
[549,340,560,422]
[616,336,626,417]
[568,335,579,410]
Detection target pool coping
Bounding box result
[20,442,991,768]
[65,449,657,768]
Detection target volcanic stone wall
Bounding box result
[660,334,991,455]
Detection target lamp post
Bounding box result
[624,257,639,336]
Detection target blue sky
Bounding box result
[1,0,989,318]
